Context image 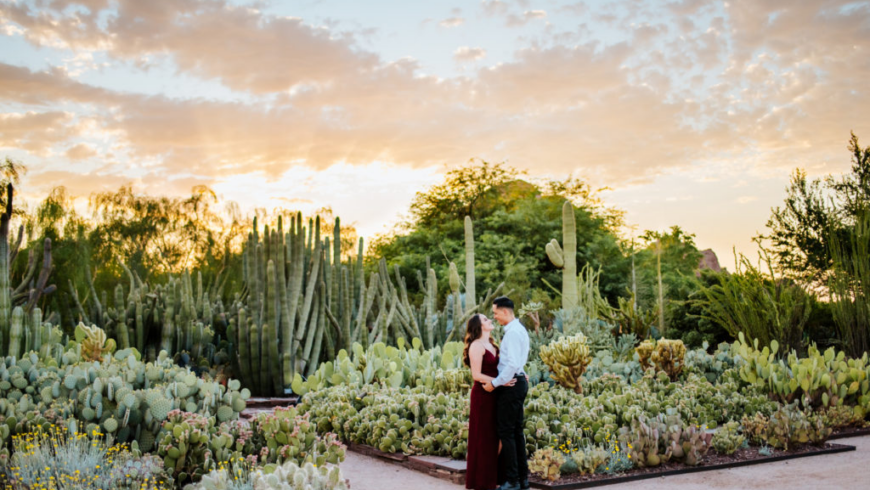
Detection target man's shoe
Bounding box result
[519,478,530,490]
[495,482,521,490]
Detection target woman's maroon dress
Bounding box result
[466,348,500,490]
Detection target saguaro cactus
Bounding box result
[464,216,476,307]
[546,201,578,309]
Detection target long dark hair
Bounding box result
[462,314,497,367]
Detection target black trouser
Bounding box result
[496,375,528,484]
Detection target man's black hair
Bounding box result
[492,296,514,310]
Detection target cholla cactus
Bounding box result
[539,333,591,394]
[529,447,565,481]
[650,339,687,381]
[711,421,745,455]
[76,323,117,362]
[635,339,655,371]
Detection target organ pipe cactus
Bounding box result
[0,184,55,356]
[545,201,578,309]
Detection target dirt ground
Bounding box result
[341,436,870,490]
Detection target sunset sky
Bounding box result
[1,0,869,264]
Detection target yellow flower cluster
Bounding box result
[7,425,172,490]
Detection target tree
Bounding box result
[762,132,870,286]
[369,160,630,312]
[406,159,520,228]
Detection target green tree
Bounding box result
[369,161,629,314]
[762,132,870,285]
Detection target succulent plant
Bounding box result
[76,323,117,362]
[539,333,591,394]
[570,445,608,475]
[650,339,686,381]
[711,421,745,455]
[529,447,566,481]
[635,339,655,371]
[545,201,578,310]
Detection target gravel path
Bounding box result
[341,436,870,490]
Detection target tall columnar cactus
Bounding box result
[0,184,55,356]
[464,216,476,307]
[7,306,23,360]
[546,201,578,309]
[0,185,10,353]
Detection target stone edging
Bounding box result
[529,443,856,489]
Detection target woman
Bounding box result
[464,314,515,490]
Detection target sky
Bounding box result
[1,0,869,265]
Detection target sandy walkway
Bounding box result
[341,436,870,490]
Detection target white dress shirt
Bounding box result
[491,317,529,387]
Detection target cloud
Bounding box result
[454,46,487,63]
[736,196,758,204]
[0,111,82,156]
[480,1,546,27]
[65,143,98,160]
[439,17,465,28]
[1,0,379,94]
[0,0,868,195]
[506,10,547,27]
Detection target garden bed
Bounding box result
[347,441,855,489]
[828,425,870,440]
[528,442,856,489]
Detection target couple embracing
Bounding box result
[463,297,530,490]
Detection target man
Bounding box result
[484,296,530,490]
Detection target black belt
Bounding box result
[514,373,526,378]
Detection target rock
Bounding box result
[697,249,722,276]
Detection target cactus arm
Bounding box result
[294,238,322,351]
[117,255,136,296]
[307,281,328,376]
[8,306,23,359]
[353,272,377,344]
[341,267,352,351]
[114,284,130,348]
[7,224,23,268]
[332,217,341,311]
[12,248,36,298]
[69,279,90,324]
[84,265,103,326]
[301,288,322,372]
[425,268,437,349]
